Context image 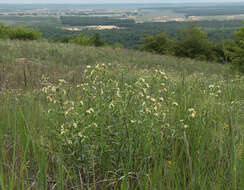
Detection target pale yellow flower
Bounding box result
[86,108,95,114]
[73,123,78,128]
[67,139,72,145]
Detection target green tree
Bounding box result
[174,25,215,61]
[93,33,105,47]
[140,32,173,55]
[69,34,93,46]
[230,22,244,72]
[9,26,42,40]
[0,23,10,39]
[113,42,124,49]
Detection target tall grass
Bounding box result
[0,40,243,189]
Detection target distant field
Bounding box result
[0,15,61,27]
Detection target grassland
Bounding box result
[0,40,243,189]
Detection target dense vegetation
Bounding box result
[51,19,242,48]
[60,16,135,27]
[140,23,244,72]
[1,15,242,48]
[0,23,41,40]
[0,40,243,189]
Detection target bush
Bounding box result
[9,26,42,40]
[113,42,124,49]
[69,33,106,47]
[229,22,244,72]
[0,23,10,39]
[174,25,216,61]
[140,32,173,55]
[0,23,42,41]
[69,34,94,46]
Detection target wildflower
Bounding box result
[86,108,94,114]
[80,100,84,106]
[146,108,151,113]
[73,123,78,128]
[209,84,214,89]
[47,96,54,102]
[154,105,158,111]
[166,160,172,165]
[60,124,66,135]
[116,88,121,97]
[95,64,100,69]
[159,97,164,102]
[165,123,170,128]
[142,102,146,107]
[159,71,166,76]
[92,123,98,127]
[67,139,72,145]
[51,86,56,93]
[131,120,137,124]
[184,124,188,129]
[139,78,145,83]
[78,132,83,138]
[154,113,159,117]
[65,107,74,116]
[58,79,67,84]
[162,113,166,120]
[109,101,115,109]
[138,92,144,97]
[150,97,156,102]
[188,108,196,118]
[42,87,48,93]
[145,83,150,88]
[172,102,178,106]
[64,101,69,105]
[86,65,91,69]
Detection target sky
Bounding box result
[1,0,244,4]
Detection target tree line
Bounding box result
[140,24,244,72]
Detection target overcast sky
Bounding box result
[1,0,244,4]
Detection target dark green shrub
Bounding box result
[230,22,244,72]
[69,33,106,47]
[93,33,106,47]
[0,23,10,39]
[9,26,42,40]
[174,25,215,61]
[140,32,173,55]
[69,34,94,46]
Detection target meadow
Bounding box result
[0,40,243,189]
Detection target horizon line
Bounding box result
[0,2,244,4]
